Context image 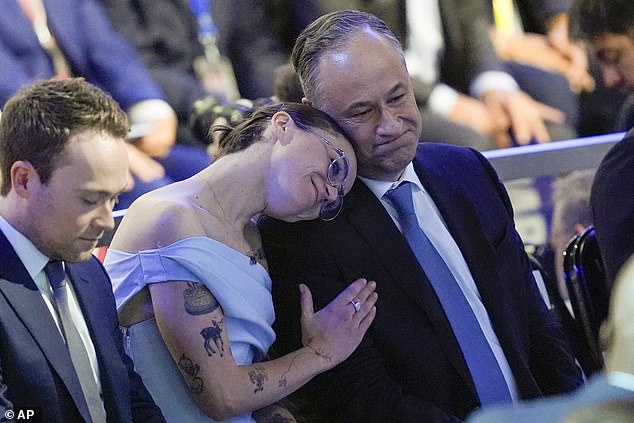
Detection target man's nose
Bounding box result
[376,107,400,136]
[94,204,115,231]
[601,65,623,88]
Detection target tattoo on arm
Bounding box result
[305,344,332,362]
[201,319,225,357]
[248,366,269,393]
[183,282,219,315]
[278,345,332,388]
[178,353,204,395]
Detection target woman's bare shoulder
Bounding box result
[110,191,204,252]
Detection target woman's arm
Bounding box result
[149,278,376,421]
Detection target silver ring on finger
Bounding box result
[349,298,362,312]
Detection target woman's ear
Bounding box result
[271,111,296,143]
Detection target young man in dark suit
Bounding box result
[572,0,634,288]
[0,78,165,423]
[259,10,583,422]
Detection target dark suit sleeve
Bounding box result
[261,220,462,423]
[439,0,506,92]
[77,0,165,109]
[590,131,634,288]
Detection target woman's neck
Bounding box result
[194,147,269,230]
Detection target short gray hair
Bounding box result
[291,10,404,105]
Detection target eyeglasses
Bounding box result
[308,130,350,221]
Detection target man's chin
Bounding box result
[65,249,98,263]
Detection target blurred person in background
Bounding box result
[571,0,634,288]
[0,0,210,210]
[468,253,634,423]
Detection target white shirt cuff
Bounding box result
[470,71,519,99]
[428,83,459,116]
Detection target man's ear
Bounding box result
[302,97,313,107]
[10,161,38,198]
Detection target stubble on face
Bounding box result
[25,132,128,262]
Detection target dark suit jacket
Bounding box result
[591,128,634,288]
[0,230,165,423]
[509,0,572,35]
[100,0,287,103]
[0,0,164,108]
[260,143,582,422]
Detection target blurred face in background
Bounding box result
[591,32,634,94]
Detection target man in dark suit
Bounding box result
[571,0,634,288]
[259,10,583,422]
[0,78,165,423]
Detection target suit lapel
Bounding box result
[67,261,127,421]
[0,231,92,422]
[66,263,113,374]
[344,179,474,392]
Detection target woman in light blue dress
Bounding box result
[104,103,377,422]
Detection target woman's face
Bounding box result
[264,118,357,222]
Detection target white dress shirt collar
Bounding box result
[359,162,425,199]
[0,214,49,280]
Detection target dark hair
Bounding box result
[571,0,634,40]
[211,102,347,158]
[291,10,403,105]
[274,63,304,103]
[0,78,129,196]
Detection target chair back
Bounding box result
[563,225,609,376]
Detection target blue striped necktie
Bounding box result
[384,182,512,405]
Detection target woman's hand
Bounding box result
[299,278,377,368]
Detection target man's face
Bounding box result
[23,130,128,262]
[591,32,634,94]
[310,29,422,181]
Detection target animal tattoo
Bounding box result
[201,319,225,357]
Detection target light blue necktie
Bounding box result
[384,182,512,405]
[45,261,107,423]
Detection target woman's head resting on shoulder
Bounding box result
[211,103,357,222]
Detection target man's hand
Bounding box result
[448,94,498,136]
[124,143,166,183]
[134,113,178,158]
[482,90,565,146]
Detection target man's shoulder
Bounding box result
[415,142,481,165]
[414,143,491,183]
[68,256,110,284]
[592,132,634,194]
[599,130,634,167]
